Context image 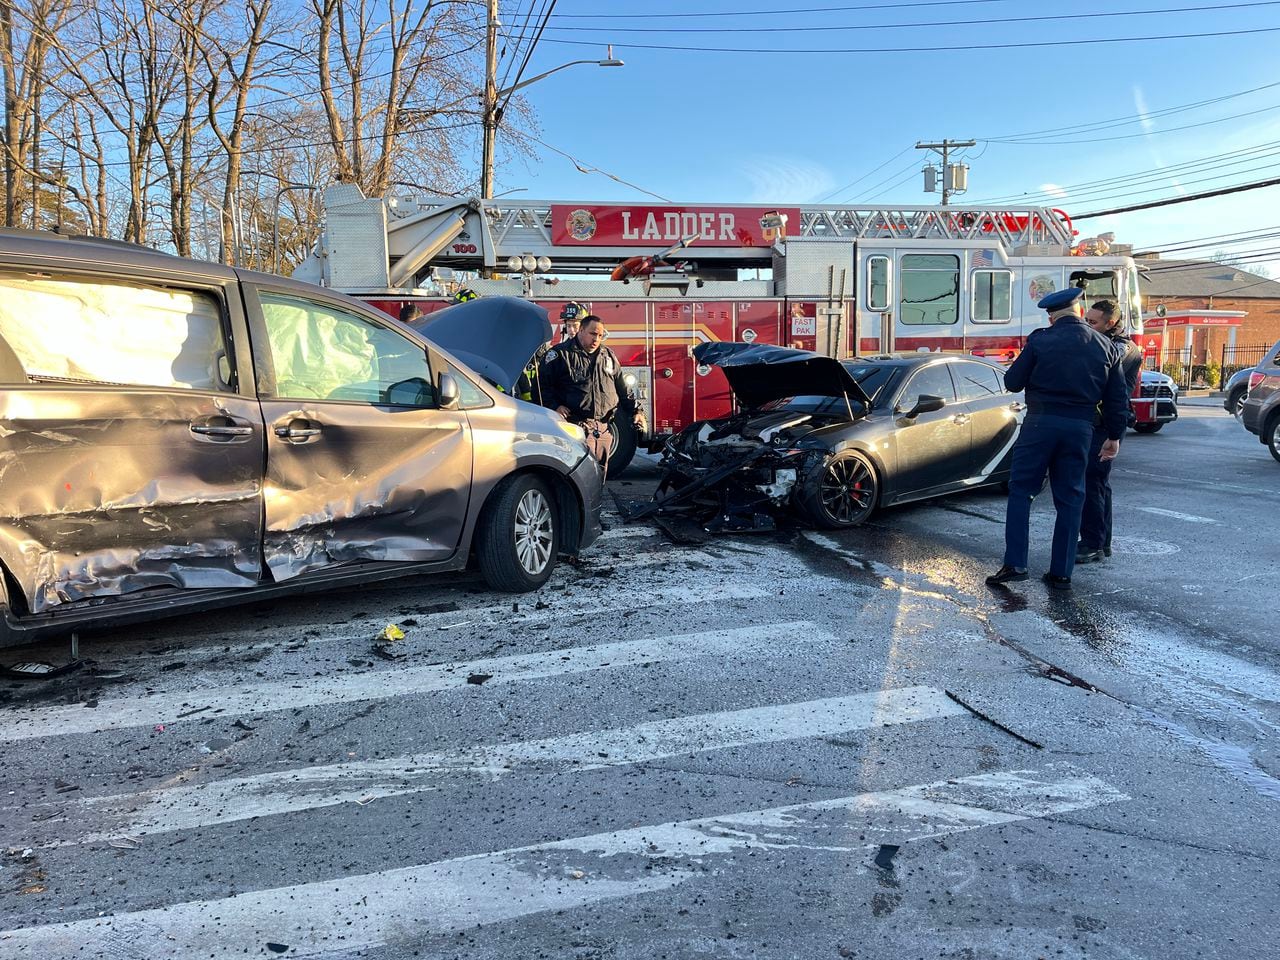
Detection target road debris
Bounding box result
[943,690,1044,750]
[0,660,83,680]
[376,624,405,643]
[107,836,143,850]
[873,844,899,871]
[466,673,493,685]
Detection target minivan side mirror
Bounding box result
[438,372,460,410]
[902,394,946,419]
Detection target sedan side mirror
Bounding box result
[902,394,946,419]
[438,372,460,410]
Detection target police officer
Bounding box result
[987,286,1129,590]
[539,314,645,466]
[1076,299,1144,564]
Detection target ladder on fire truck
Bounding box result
[296,184,1078,292]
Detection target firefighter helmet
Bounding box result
[452,287,479,304]
[560,301,588,322]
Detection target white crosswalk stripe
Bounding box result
[0,618,818,743]
[0,767,1125,959]
[21,686,966,847]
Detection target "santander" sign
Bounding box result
[550,204,801,248]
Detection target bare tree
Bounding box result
[308,0,483,198]
[0,0,77,227]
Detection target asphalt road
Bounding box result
[1,399,1277,960]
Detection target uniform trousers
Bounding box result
[1079,428,1121,553]
[1002,414,1093,578]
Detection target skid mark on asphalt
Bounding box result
[0,766,1126,959]
[23,686,967,847]
[0,620,828,743]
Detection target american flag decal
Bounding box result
[972,249,994,268]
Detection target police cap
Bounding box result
[1036,287,1085,312]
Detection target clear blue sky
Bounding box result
[490,0,1280,275]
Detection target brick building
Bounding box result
[1138,258,1280,373]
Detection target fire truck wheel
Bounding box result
[475,474,559,592]
[1267,414,1280,464]
[1133,423,1164,434]
[797,451,879,528]
[608,418,638,476]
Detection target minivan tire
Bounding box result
[476,474,559,592]
[1267,413,1280,464]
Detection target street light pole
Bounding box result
[480,0,499,201]
[272,183,319,275]
[479,43,623,202]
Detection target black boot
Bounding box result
[986,565,1028,585]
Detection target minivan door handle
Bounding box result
[274,419,322,442]
[190,417,255,441]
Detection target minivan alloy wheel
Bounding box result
[514,488,554,575]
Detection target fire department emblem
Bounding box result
[565,208,597,242]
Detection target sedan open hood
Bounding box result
[693,341,871,410]
[411,297,552,391]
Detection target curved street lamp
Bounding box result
[481,47,623,200]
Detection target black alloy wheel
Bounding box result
[802,451,879,528]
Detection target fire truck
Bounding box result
[296,185,1160,471]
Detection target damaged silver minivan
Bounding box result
[0,231,602,647]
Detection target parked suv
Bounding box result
[1224,338,1280,419]
[1241,347,1280,463]
[0,231,602,647]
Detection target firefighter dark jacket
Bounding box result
[539,338,638,422]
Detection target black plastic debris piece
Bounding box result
[0,660,84,680]
[160,661,187,672]
[232,720,255,732]
[265,944,290,955]
[944,689,1044,749]
[372,645,406,662]
[873,844,899,870]
[466,673,493,685]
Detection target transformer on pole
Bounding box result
[916,139,976,205]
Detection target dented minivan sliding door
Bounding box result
[0,272,266,613]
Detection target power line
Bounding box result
[550,0,1020,20]
[1074,176,1280,219]
[538,24,1280,55]
[982,100,1280,146]
[817,146,914,203]
[528,134,673,203]
[541,1,1280,35]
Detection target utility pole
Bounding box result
[916,139,975,205]
[480,0,499,201]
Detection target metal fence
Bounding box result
[1219,342,1276,389]
[1144,342,1275,390]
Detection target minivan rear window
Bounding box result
[0,274,227,391]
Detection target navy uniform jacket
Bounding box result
[1111,335,1144,396]
[1004,317,1129,440]
[539,338,638,422]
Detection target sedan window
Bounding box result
[952,361,1006,401]
[260,292,435,406]
[898,363,956,411]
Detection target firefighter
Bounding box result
[399,303,423,324]
[559,301,587,341]
[539,314,645,466]
[517,302,587,402]
[452,287,478,304]
[1076,299,1144,564]
[987,286,1129,590]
